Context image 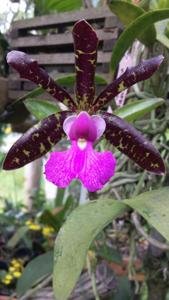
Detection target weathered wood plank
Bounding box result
[10,28,118,48]
[8,90,55,100]
[11,6,113,30]
[28,51,111,65]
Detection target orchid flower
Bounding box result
[3,20,165,192]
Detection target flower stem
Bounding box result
[86,255,100,300]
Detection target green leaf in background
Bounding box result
[109,0,156,46]
[113,276,132,300]
[53,199,126,300]
[16,251,53,297]
[97,245,122,265]
[125,187,169,242]
[56,74,107,86]
[16,74,107,107]
[150,0,169,9]
[110,9,169,74]
[24,98,60,120]
[155,20,169,49]
[7,226,28,248]
[114,98,164,122]
[40,210,61,231]
[35,0,83,15]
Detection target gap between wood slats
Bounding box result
[10,29,118,48]
[11,6,113,30]
[27,52,111,65]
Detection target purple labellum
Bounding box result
[45,112,116,192]
[101,112,165,174]
[73,20,98,109]
[92,55,164,112]
[3,111,70,170]
[7,51,77,111]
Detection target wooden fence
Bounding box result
[7,6,121,103]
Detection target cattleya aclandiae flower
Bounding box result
[3,20,165,191]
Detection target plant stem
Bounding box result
[19,274,52,300]
[86,255,100,300]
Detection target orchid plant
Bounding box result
[3,20,165,192]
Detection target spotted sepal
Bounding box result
[3,111,71,170]
[93,56,164,112]
[7,51,77,111]
[101,112,165,174]
[73,20,98,109]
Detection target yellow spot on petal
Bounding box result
[150,162,159,168]
[13,157,20,164]
[23,149,30,156]
[40,143,46,153]
[88,59,95,65]
[118,81,126,92]
[47,137,53,146]
[75,65,83,72]
[46,87,53,93]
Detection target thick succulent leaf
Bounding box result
[114,98,165,122]
[109,0,156,46]
[3,111,71,170]
[24,98,60,120]
[101,112,165,174]
[17,251,53,297]
[7,51,77,111]
[110,9,169,74]
[92,56,163,111]
[125,187,169,242]
[53,198,126,300]
[72,20,98,109]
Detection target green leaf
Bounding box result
[150,0,169,9]
[109,0,156,46]
[97,245,122,265]
[40,210,61,231]
[156,20,169,48]
[16,251,53,297]
[110,9,169,74]
[35,0,83,15]
[17,74,107,106]
[113,276,131,300]
[53,199,126,300]
[53,187,169,300]
[125,187,169,242]
[7,226,28,248]
[24,98,60,120]
[114,98,164,122]
[56,74,107,86]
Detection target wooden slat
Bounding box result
[8,90,57,100]
[11,6,113,30]
[10,28,118,48]
[28,52,111,65]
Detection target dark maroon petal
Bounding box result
[72,20,98,109]
[101,112,165,174]
[3,111,71,170]
[92,56,164,112]
[7,51,77,111]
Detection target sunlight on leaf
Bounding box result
[110,9,169,74]
[114,98,164,122]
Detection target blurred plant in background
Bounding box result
[0,0,169,300]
